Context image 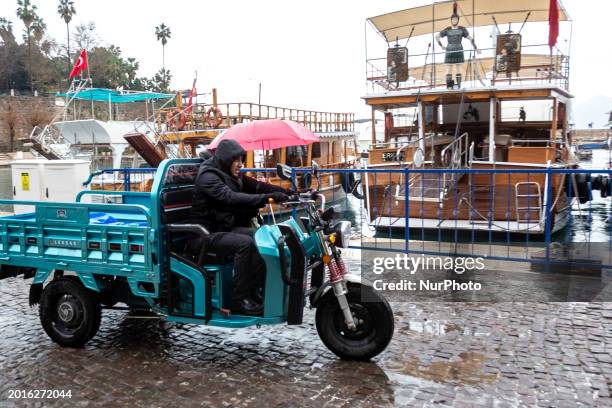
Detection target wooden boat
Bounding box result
[361,1,592,235]
[123,89,360,209]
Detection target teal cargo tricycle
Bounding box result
[0,159,394,360]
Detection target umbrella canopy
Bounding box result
[208,119,320,151]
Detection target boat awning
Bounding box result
[56,88,174,103]
[54,119,154,145]
[368,0,571,41]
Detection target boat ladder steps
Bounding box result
[515,182,542,224]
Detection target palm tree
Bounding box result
[31,15,45,43]
[16,0,38,92]
[0,17,14,43]
[57,0,76,71]
[154,23,171,84]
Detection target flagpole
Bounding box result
[85,50,94,118]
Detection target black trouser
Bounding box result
[207,227,266,301]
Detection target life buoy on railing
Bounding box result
[166,109,187,131]
[205,106,224,128]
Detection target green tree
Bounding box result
[16,0,38,92]
[0,17,15,44]
[154,23,171,84]
[57,0,76,70]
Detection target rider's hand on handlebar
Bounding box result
[267,192,289,203]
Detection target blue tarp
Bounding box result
[90,212,148,227]
[57,88,174,103]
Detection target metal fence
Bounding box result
[78,165,612,273]
[249,166,612,273]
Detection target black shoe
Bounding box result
[446,74,454,90]
[233,298,263,316]
[251,289,264,305]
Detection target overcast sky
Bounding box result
[2,0,611,127]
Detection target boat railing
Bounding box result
[366,43,569,93]
[511,139,552,147]
[82,168,158,193]
[156,102,355,134]
[28,124,72,160]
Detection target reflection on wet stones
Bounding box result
[399,352,499,385]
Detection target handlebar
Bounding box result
[280,191,325,211]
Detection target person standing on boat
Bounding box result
[190,139,291,316]
[436,1,478,89]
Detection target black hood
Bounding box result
[212,139,246,175]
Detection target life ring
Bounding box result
[341,172,364,199]
[166,109,187,131]
[205,106,224,128]
[298,173,312,190]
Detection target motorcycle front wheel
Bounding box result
[315,283,394,361]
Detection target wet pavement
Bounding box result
[1,276,612,407]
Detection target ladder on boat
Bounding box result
[515,182,542,224]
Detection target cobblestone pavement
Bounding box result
[0,276,611,407]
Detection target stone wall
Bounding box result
[572,129,612,141]
[0,96,59,152]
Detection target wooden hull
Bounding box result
[364,162,571,235]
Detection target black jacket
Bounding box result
[190,139,289,232]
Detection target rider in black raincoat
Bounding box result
[191,139,290,315]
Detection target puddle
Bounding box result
[398,352,499,385]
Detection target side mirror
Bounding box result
[276,163,292,181]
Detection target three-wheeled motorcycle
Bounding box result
[0,159,393,360]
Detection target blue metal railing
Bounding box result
[82,168,157,192]
[245,166,612,273]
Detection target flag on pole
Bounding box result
[548,0,559,49]
[69,49,88,79]
[185,75,197,113]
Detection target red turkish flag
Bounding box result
[69,49,88,79]
[548,0,559,49]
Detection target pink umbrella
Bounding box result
[208,119,319,151]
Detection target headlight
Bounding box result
[333,221,351,248]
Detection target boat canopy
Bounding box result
[368,0,570,41]
[56,88,174,103]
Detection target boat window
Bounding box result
[286,146,307,167]
[500,100,552,122]
[253,150,281,168]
